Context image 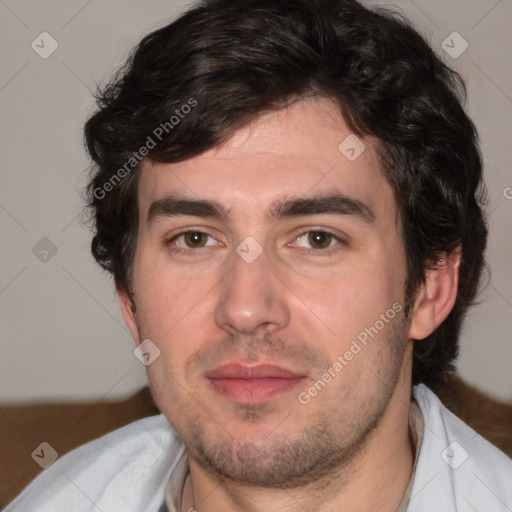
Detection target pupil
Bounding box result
[186,232,205,247]
[309,231,330,248]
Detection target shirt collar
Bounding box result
[163,397,424,512]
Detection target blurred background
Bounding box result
[1,0,511,405]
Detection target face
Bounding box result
[122,97,412,488]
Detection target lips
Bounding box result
[206,363,306,404]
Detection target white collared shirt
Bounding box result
[4,384,512,512]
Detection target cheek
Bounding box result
[132,275,209,368]
[287,253,404,353]
[287,261,377,330]
[135,261,209,323]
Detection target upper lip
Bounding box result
[206,363,305,379]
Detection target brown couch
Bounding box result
[1,376,511,508]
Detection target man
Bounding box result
[5,0,511,510]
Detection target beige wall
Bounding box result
[1,0,510,403]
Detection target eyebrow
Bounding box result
[146,193,375,225]
[269,194,375,224]
[147,195,229,225]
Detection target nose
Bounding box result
[214,245,291,336]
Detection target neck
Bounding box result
[183,361,415,512]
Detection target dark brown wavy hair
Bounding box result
[83,0,488,392]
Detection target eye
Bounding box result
[294,230,343,251]
[168,231,218,252]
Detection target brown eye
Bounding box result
[293,230,344,253]
[166,230,221,255]
[182,231,210,248]
[307,231,333,249]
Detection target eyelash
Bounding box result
[165,230,217,256]
[165,229,346,256]
[292,229,346,255]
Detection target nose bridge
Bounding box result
[214,244,290,335]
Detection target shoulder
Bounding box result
[4,414,184,512]
[408,384,512,512]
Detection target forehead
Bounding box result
[137,97,393,221]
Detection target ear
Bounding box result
[118,288,141,346]
[408,248,461,340]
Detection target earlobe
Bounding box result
[118,288,141,345]
[408,248,461,340]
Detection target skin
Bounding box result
[119,97,460,512]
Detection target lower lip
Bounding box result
[208,377,305,404]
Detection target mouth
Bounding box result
[206,363,307,405]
